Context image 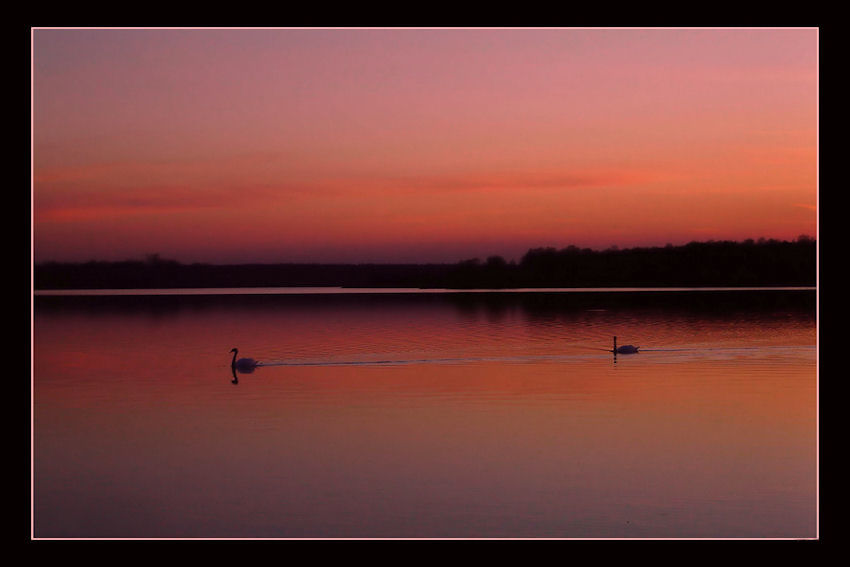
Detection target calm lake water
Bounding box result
[32,288,817,539]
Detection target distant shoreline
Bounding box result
[34,238,816,291]
[33,286,817,297]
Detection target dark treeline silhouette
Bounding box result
[34,237,816,290]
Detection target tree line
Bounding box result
[34,237,816,290]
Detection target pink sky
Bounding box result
[32,27,818,264]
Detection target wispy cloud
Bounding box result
[34,152,662,224]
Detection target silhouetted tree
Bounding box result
[34,238,816,290]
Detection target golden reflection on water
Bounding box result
[33,291,816,538]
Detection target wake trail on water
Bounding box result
[257,354,606,367]
[250,345,814,368]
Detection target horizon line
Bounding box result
[33,235,817,267]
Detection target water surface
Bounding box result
[32,288,817,538]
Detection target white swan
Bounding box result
[612,336,639,354]
[231,348,260,372]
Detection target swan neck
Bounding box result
[231,350,237,366]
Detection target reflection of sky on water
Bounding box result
[33,290,816,538]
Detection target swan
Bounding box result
[612,336,639,354]
[231,348,260,372]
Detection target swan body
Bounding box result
[612,336,639,354]
[231,348,260,372]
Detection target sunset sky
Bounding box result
[32,27,818,264]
